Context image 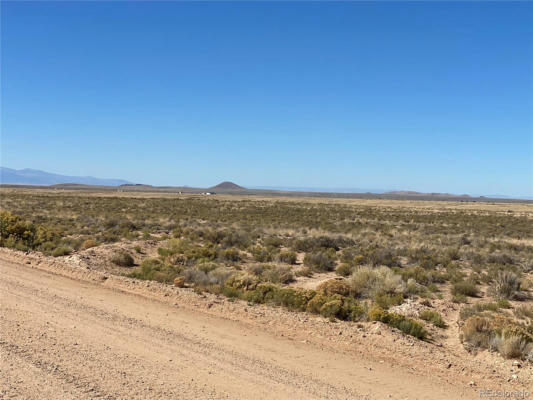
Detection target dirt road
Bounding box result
[1,256,477,399]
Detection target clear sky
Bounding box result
[1,1,532,196]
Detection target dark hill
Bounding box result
[210,181,244,190]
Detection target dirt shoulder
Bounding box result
[1,248,530,399]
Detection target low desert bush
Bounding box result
[263,265,294,284]
[293,236,351,253]
[183,268,210,286]
[452,294,468,303]
[52,246,72,257]
[196,261,218,274]
[303,251,336,272]
[208,267,233,286]
[369,306,427,339]
[263,236,284,248]
[348,266,406,299]
[247,264,266,276]
[295,266,313,277]
[451,280,479,297]
[487,253,515,266]
[81,239,98,250]
[492,335,531,359]
[374,293,404,309]
[0,210,55,251]
[367,248,400,267]
[394,266,446,286]
[111,251,134,267]
[316,279,350,296]
[419,309,446,328]
[225,272,259,290]
[250,246,274,262]
[219,248,241,262]
[336,263,354,277]
[515,305,533,320]
[461,315,533,360]
[461,316,493,349]
[128,258,180,283]
[459,300,510,320]
[492,271,521,300]
[278,250,297,265]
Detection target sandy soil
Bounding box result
[1,249,530,399]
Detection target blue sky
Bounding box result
[1,1,532,196]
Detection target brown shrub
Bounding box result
[496,335,530,359]
[461,316,493,349]
[173,277,186,287]
[316,279,350,296]
[81,239,98,250]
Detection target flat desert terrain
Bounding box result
[1,189,532,399]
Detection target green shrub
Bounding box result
[128,258,180,283]
[278,250,297,265]
[195,261,217,274]
[0,210,41,250]
[451,280,479,297]
[243,283,279,304]
[460,302,498,320]
[303,251,336,271]
[271,288,313,311]
[452,294,468,303]
[251,246,274,262]
[320,300,343,319]
[306,293,328,314]
[263,236,284,248]
[374,293,404,309]
[293,236,351,252]
[52,246,72,257]
[336,263,354,277]
[222,286,241,298]
[369,306,427,339]
[111,251,134,267]
[219,248,241,262]
[367,248,400,267]
[419,309,446,328]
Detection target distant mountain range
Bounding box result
[250,185,388,194]
[1,167,530,200]
[0,167,131,186]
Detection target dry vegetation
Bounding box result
[1,188,532,361]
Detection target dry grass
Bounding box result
[1,187,532,349]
